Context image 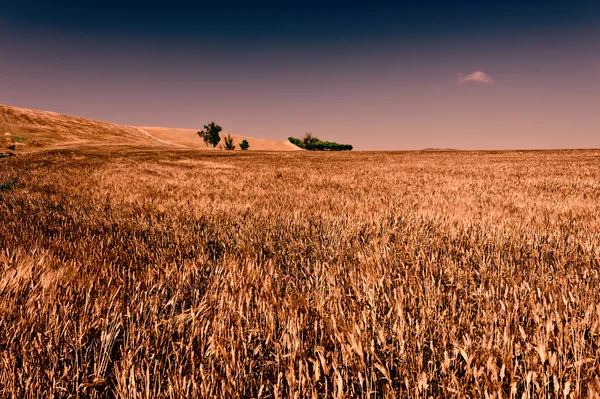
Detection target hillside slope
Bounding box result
[138,126,300,151]
[0,104,299,152]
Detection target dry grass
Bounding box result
[1,147,600,398]
[0,104,299,152]
[0,104,157,150]
[137,127,300,151]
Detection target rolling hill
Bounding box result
[0,104,299,153]
[137,126,300,151]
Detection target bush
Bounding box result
[197,122,222,148]
[239,140,250,150]
[302,132,319,148]
[288,133,352,151]
[288,137,305,149]
[224,134,236,150]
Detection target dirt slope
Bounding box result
[0,104,300,152]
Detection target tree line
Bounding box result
[198,123,353,151]
[288,133,352,151]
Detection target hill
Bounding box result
[0,104,299,152]
[138,126,300,151]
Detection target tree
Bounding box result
[197,122,222,148]
[239,139,250,150]
[224,134,236,150]
[302,132,319,149]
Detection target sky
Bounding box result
[1,0,599,150]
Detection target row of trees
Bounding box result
[197,122,249,150]
[198,123,353,151]
[289,133,353,151]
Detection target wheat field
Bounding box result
[1,147,599,398]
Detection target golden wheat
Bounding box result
[1,148,599,398]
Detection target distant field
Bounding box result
[1,148,600,398]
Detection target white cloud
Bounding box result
[458,71,494,84]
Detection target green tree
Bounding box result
[239,139,250,150]
[224,134,236,150]
[302,132,319,149]
[288,137,305,149]
[197,122,222,148]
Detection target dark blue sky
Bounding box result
[1,1,599,149]
[4,1,598,43]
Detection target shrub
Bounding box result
[239,140,250,150]
[224,134,236,150]
[302,132,319,148]
[288,137,305,149]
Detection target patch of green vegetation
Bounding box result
[12,136,25,143]
[197,122,222,148]
[288,132,352,151]
[224,134,235,150]
[288,137,304,148]
[0,177,18,192]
